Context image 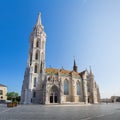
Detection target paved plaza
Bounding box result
[0,103,120,120]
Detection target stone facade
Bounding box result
[0,84,7,100]
[21,13,100,104]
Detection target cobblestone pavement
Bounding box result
[0,103,120,120]
[0,104,8,113]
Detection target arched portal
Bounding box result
[49,85,59,103]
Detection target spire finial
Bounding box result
[73,57,78,72]
[73,56,76,66]
[36,12,41,26]
[74,59,76,66]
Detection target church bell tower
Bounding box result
[29,13,46,72]
[21,13,46,104]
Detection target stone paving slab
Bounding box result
[0,103,120,120]
[0,104,8,112]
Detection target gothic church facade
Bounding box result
[21,13,100,104]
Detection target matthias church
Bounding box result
[21,13,100,104]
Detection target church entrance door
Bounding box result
[54,95,57,103]
[50,95,53,103]
[49,85,59,103]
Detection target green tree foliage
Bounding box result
[6,92,19,100]
[16,96,21,103]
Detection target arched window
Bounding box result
[76,81,80,95]
[64,80,69,95]
[87,83,90,92]
[33,77,37,87]
[36,40,39,47]
[35,52,38,60]
[30,53,32,65]
[34,64,38,73]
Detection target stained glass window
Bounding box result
[76,81,80,95]
[34,78,37,87]
[64,80,69,95]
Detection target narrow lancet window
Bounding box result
[36,40,39,47]
[64,80,69,95]
[76,81,80,95]
[33,77,37,87]
[34,64,38,73]
[35,52,38,60]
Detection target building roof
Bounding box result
[45,68,58,74]
[45,68,80,76]
[0,84,7,87]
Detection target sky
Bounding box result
[0,0,120,98]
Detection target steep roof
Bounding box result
[60,69,71,74]
[45,68,80,76]
[45,68,58,74]
[0,84,7,87]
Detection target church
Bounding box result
[21,13,100,104]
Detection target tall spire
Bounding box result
[36,12,42,26]
[73,58,78,72]
[89,66,93,75]
[74,59,76,66]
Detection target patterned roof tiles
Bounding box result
[45,68,80,76]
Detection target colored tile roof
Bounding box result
[60,69,70,74]
[45,68,80,76]
[45,68,58,74]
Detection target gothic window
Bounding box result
[64,80,69,95]
[0,90,3,95]
[76,81,80,95]
[30,53,32,65]
[33,91,36,98]
[33,77,37,87]
[35,51,38,60]
[34,64,38,73]
[36,40,39,47]
[87,83,90,92]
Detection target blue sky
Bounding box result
[0,0,120,98]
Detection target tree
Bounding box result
[6,92,19,101]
